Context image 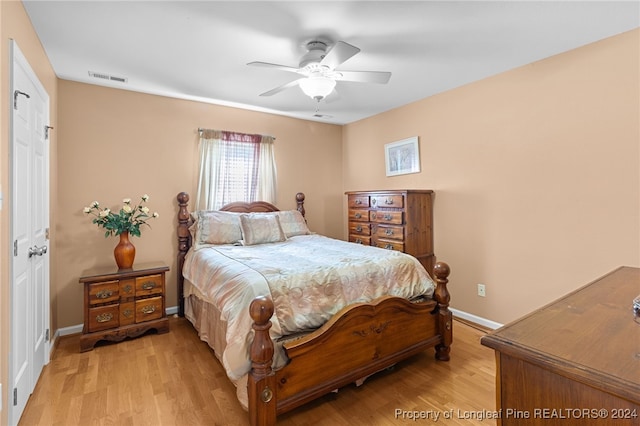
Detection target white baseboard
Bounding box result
[450,307,503,330]
[56,323,83,337]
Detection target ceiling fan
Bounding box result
[248,40,391,101]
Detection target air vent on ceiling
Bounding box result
[88,71,128,83]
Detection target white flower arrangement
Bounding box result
[83,194,158,237]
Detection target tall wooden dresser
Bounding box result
[345,190,434,273]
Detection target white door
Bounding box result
[10,40,50,426]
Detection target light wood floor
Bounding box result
[19,317,497,426]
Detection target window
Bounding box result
[196,130,276,210]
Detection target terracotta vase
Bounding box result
[114,230,135,269]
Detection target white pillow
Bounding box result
[239,213,287,246]
[193,210,242,248]
[275,210,310,237]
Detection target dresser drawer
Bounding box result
[88,281,119,305]
[349,222,371,236]
[371,194,404,208]
[88,304,119,332]
[136,297,163,323]
[135,274,163,297]
[373,225,404,241]
[348,209,370,222]
[370,210,403,225]
[374,239,405,252]
[348,195,370,208]
[349,235,371,245]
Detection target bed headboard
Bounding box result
[175,192,306,316]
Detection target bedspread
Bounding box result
[182,234,435,380]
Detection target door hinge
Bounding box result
[45,228,50,240]
[13,90,30,109]
[13,387,17,406]
[44,125,53,140]
[45,329,50,341]
[13,240,18,256]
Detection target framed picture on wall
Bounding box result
[385,136,420,176]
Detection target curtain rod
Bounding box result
[197,128,276,140]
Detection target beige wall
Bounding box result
[2,2,638,419]
[343,29,640,325]
[1,1,58,424]
[56,81,343,328]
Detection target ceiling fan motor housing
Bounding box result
[299,41,328,68]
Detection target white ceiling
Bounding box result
[23,1,639,125]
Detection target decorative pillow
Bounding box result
[275,210,310,237]
[239,213,287,246]
[193,210,242,248]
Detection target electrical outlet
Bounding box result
[477,283,486,297]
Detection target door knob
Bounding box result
[28,245,48,258]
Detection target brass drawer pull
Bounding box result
[385,229,394,236]
[383,214,393,221]
[354,213,362,219]
[123,284,132,294]
[354,199,361,205]
[123,309,133,318]
[385,198,394,205]
[355,225,363,233]
[384,244,394,250]
[96,289,113,299]
[141,305,156,315]
[355,238,363,244]
[141,281,156,290]
[96,313,114,323]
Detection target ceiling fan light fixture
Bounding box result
[299,76,336,100]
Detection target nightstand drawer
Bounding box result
[88,281,119,305]
[135,297,163,323]
[135,274,163,297]
[88,304,119,332]
[119,279,135,299]
[120,301,135,326]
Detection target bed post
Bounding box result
[295,192,305,218]
[176,192,191,317]
[433,261,452,361]
[248,297,277,426]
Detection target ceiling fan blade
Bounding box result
[336,70,392,84]
[259,78,303,96]
[247,61,301,74]
[320,41,360,70]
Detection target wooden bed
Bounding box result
[176,191,452,426]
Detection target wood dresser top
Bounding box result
[482,266,640,401]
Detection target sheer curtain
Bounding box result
[196,129,276,211]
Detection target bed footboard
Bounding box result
[248,261,452,426]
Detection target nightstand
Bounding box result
[79,262,170,351]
